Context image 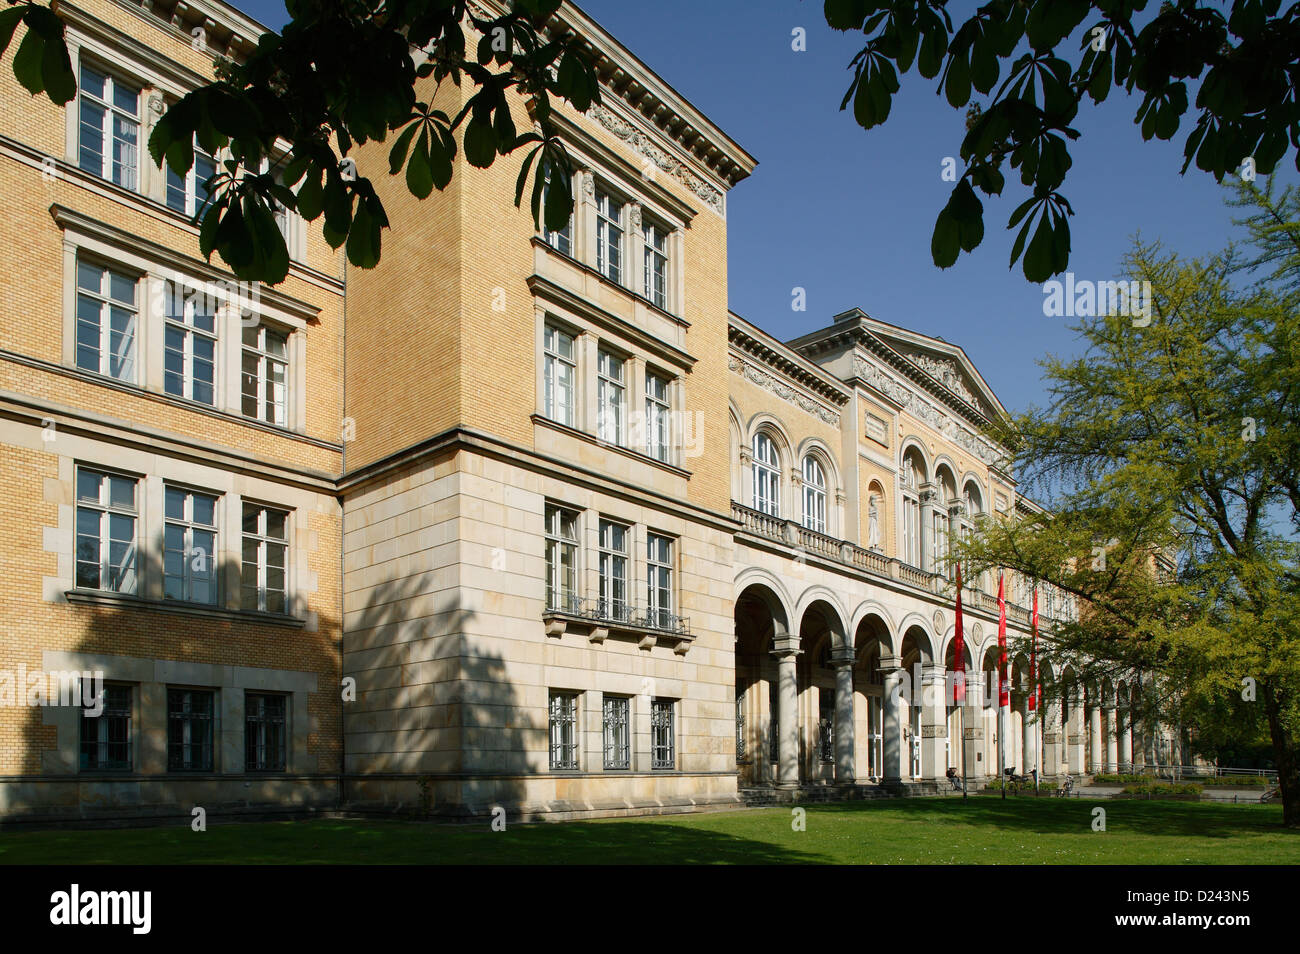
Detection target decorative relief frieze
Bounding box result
[853,355,1007,468]
[908,353,984,412]
[730,356,839,426]
[588,105,726,216]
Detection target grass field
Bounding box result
[1,797,1296,864]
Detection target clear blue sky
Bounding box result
[233,0,1295,414]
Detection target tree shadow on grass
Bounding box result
[822,795,1296,840]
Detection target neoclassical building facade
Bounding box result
[0,0,1174,824]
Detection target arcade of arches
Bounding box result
[733,582,1181,789]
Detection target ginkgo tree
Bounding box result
[0,0,598,284]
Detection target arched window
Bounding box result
[752,433,781,516]
[933,469,955,577]
[801,455,826,533]
[900,448,926,568]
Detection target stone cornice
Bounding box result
[105,0,264,62]
[471,0,756,193]
[729,354,840,428]
[727,320,850,407]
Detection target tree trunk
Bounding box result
[1262,684,1298,827]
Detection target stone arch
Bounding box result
[734,569,793,635]
[794,587,850,651]
[898,616,935,665]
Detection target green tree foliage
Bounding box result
[825,0,1300,280]
[1,0,598,283]
[956,181,1300,825]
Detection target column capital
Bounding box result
[770,636,801,658]
[877,654,903,671]
[829,647,855,669]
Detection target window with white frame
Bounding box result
[544,504,579,613]
[645,371,671,463]
[651,698,675,770]
[241,503,288,614]
[542,170,572,256]
[594,187,624,285]
[75,259,137,382]
[802,455,827,533]
[74,467,138,594]
[752,433,781,517]
[602,695,630,770]
[163,286,217,406]
[642,218,669,309]
[77,63,140,190]
[901,451,924,568]
[596,347,625,446]
[646,532,674,630]
[542,323,576,427]
[163,485,218,604]
[548,690,578,770]
[241,324,288,426]
[165,137,218,217]
[597,518,628,623]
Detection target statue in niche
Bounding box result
[868,494,881,550]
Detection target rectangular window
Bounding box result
[595,188,624,285]
[163,486,219,604]
[75,260,137,382]
[74,467,138,594]
[166,139,218,216]
[646,532,674,630]
[245,692,287,772]
[167,688,214,772]
[818,691,835,763]
[542,171,572,256]
[544,504,579,613]
[80,684,132,772]
[596,347,625,446]
[163,287,217,405]
[78,64,139,190]
[548,691,578,770]
[597,519,628,622]
[241,503,288,614]
[602,695,630,770]
[651,698,675,770]
[542,324,576,427]
[643,219,669,309]
[645,372,671,463]
[241,325,289,426]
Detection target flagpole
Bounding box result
[957,564,967,800]
[998,569,1007,800]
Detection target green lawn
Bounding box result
[1,797,1296,864]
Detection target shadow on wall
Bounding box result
[341,565,531,820]
[14,541,342,824]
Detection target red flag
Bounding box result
[997,570,1009,708]
[953,563,965,704]
[1029,585,1039,712]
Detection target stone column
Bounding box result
[1042,696,1061,778]
[1088,702,1103,773]
[880,655,904,783]
[1103,705,1118,772]
[1067,690,1086,774]
[772,637,801,790]
[919,484,938,573]
[961,673,984,779]
[1022,697,1038,778]
[831,648,856,784]
[997,700,1014,775]
[919,664,948,781]
[1117,707,1132,771]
